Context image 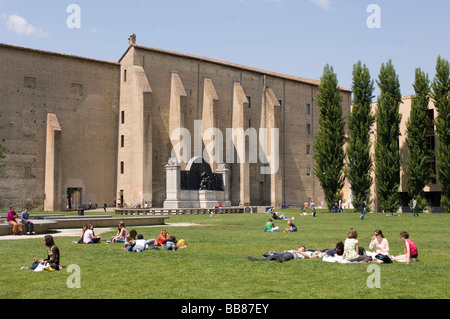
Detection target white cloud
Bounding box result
[309,0,332,10]
[6,14,48,37]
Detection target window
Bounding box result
[24,77,36,89]
[306,167,311,176]
[123,69,127,82]
[121,111,125,124]
[71,83,83,95]
[306,145,311,155]
[426,134,435,152]
[306,103,311,115]
[426,160,437,184]
[25,167,32,178]
[121,135,124,148]
[247,96,251,108]
[306,124,311,135]
[426,109,434,133]
[120,161,124,174]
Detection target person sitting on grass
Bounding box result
[83,224,101,244]
[248,245,317,263]
[145,229,170,247]
[73,225,87,244]
[343,228,359,260]
[264,218,279,232]
[106,221,128,244]
[22,235,61,271]
[283,220,297,233]
[124,229,137,250]
[393,231,418,264]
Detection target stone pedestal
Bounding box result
[163,158,185,209]
[163,159,231,209]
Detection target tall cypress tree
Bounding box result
[431,56,450,212]
[347,61,375,211]
[405,68,431,213]
[374,60,402,213]
[313,64,346,210]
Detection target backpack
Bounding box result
[375,253,392,263]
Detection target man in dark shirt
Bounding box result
[359,200,366,220]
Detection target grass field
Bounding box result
[0,210,449,299]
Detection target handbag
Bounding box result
[375,253,392,263]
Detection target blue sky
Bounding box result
[1,0,448,97]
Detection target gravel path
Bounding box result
[0,222,198,240]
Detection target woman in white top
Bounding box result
[83,224,101,244]
[343,228,359,260]
[369,229,389,255]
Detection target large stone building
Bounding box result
[0,35,352,211]
[0,43,119,211]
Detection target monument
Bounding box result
[163,157,231,209]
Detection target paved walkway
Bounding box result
[0,222,198,240]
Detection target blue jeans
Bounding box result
[22,221,34,233]
[359,210,365,219]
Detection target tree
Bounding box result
[313,64,346,210]
[374,60,402,213]
[431,56,450,212]
[405,68,432,213]
[347,61,375,211]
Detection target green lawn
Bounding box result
[1,210,449,299]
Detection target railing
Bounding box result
[114,207,251,215]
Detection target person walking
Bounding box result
[338,199,344,213]
[310,200,316,217]
[412,198,418,217]
[359,200,366,220]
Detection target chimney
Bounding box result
[128,34,136,46]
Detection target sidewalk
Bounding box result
[0,222,198,240]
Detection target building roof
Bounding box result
[1,41,351,92]
[0,43,120,66]
[120,43,352,92]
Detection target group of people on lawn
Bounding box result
[19,220,186,271]
[75,221,187,252]
[251,225,418,264]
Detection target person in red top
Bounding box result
[156,229,170,246]
[394,231,418,264]
[7,206,23,235]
